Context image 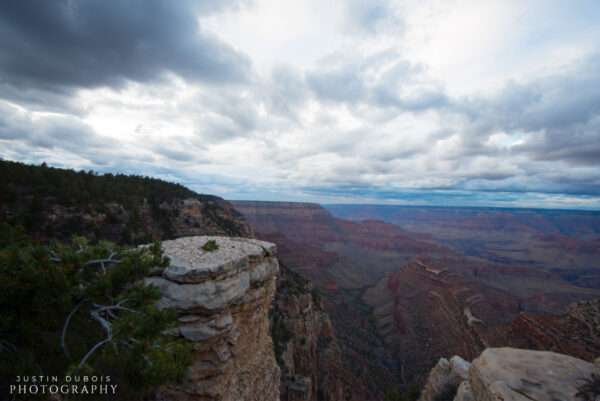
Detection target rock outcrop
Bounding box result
[146,236,280,401]
[419,347,599,401]
[419,356,470,401]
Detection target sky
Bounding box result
[1,0,600,209]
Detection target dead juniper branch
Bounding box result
[84,251,121,274]
[61,299,86,359]
[74,299,139,373]
[48,247,122,274]
[0,339,17,353]
[77,309,113,371]
[49,250,62,263]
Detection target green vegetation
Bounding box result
[270,311,292,363]
[0,223,192,400]
[0,160,246,244]
[0,160,206,208]
[201,239,219,252]
[384,384,420,401]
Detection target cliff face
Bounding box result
[505,299,600,360]
[146,236,280,401]
[364,261,521,383]
[38,196,252,243]
[272,264,367,401]
[233,201,433,398]
[419,347,599,401]
[365,261,600,385]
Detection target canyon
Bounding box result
[3,162,600,401]
[1,163,355,401]
[326,205,600,288]
[143,233,600,401]
[233,200,600,392]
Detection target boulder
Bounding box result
[419,356,471,401]
[454,381,474,401]
[470,347,598,401]
[421,347,600,401]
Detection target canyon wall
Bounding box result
[272,263,368,401]
[505,299,600,360]
[146,236,280,401]
[233,200,600,393]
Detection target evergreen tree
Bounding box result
[0,223,192,400]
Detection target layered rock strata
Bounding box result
[420,347,599,401]
[272,264,365,401]
[146,236,281,401]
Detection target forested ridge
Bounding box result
[0,160,250,243]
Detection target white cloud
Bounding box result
[2,0,600,208]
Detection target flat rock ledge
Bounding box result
[146,236,279,313]
[420,347,599,401]
[148,236,281,401]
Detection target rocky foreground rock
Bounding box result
[146,236,280,401]
[420,347,599,401]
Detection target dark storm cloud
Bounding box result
[0,83,82,113]
[0,101,105,155]
[0,0,251,92]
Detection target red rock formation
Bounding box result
[233,201,600,394]
[364,262,521,383]
[272,264,365,401]
[505,299,600,361]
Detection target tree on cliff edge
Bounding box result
[0,223,192,400]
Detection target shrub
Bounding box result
[0,223,191,400]
[202,239,219,252]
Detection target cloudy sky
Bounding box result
[2,0,600,209]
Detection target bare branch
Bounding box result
[61,300,86,359]
[48,249,62,263]
[0,339,17,353]
[78,338,111,370]
[83,251,121,274]
[73,299,140,373]
[77,310,113,371]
